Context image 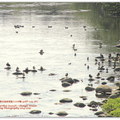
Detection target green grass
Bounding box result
[102,97,120,117]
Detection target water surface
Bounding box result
[0,2,120,117]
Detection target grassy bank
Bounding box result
[102,97,120,117]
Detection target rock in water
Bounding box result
[85,86,95,91]
[62,82,71,87]
[29,110,41,114]
[61,78,74,84]
[95,111,104,116]
[59,98,73,103]
[74,102,86,108]
[20,92,32,96]
[106,76,115,82]
[116,44,120,48]
[95,85,112,94]
[88,101,100,107]
[56,111,68,116]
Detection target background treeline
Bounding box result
[94,3,120,17]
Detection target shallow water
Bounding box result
[0,2,120,117]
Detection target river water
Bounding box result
[0,2,120,117]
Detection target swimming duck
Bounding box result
[23,67,31,73]
[38,66,46,71]
[48,26,52,28]
[65,27,68,29]
[49,73,56,76]
[87,57,89,61]
[39,49,44,55]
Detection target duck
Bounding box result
[23,67,31,73]
[13,67,23,75]
[38,66,46,71]
[96,73,101,79]
[74,53,76,56]
[87,65,89,70]
[83,26,86,28]
[4,62,11,70]
[87,57,89,61]
[73,48,77,51]
[31,66,37,72]
[65,27,68,29]
[72,44,75,49]
[16,67,20,72]
[65,73,68,78]
[32,26,35,28]
[39,49,44,55]
[48,26,52,28]
[89,74,92,79]
[49,73,56,76]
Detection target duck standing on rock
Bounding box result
[89,74,92,79]
[31,66,37,72]
[13,67,23,75]
[16,67,20,72]
[96,72,100,79]
[65,73,68,78]
[4,62,11,70]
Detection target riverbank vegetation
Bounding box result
[102,98,120,117]
[95,3,120,17]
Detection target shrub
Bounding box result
[102,97,120,117]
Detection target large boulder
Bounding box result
[59,98,73,103]
[61,78,74,84]
[95,85,112,94]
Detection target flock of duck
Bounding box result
[4,24,120,85]
[3,23,120,117]
[4,62,46,79]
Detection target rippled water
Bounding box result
[0,2,120,117]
